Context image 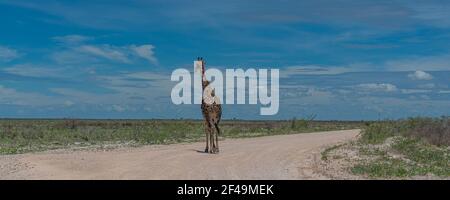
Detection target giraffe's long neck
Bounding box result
[202,74,207,85]
[201,61,207,90]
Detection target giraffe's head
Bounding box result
[194,57,206,81]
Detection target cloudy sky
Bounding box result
[0,0,450,120]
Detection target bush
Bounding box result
[360,117,450,146]
[405,117,450,146]
[360,121,397,144]
[0,119,363,154]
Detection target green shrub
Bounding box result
[360,117,450,146]
[0,119,363,154]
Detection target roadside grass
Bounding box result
[360,117,450,146]
[352,138,449,178]
[321,144,344,161]
[351,157,413,178]
[0,119,362,155]
[350,117,450,178]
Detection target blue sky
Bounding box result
[0,0,450,120]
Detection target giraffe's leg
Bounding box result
[208,122,214,153]
[209,123,215,154]
[211,128,217,154]
[214,123,220,153]
[204,121,209,153]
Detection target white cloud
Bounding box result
[386,54,450,71]
[407,70,433,80]
[304,88,334,103]
[6,0,450,31]
[50,88,111,103]
[51,42,158,65]
[3,64,67,78]
[0,85,59,106]
[0,46,19,62]
[48,70,172,106]
[417,83,435,89]
[112,105,126,112]
[355,83,398,92]
[129,44,158,65]
[281,66,348,77]
[64,100,75,107]
[125,72,167,80]
[53,35,91,44]
[281,86,335,105]
[78,45,131,63]
[280,62,376,78]
[409,4,450,28]
[418,94,431,100]
[401,89,430,94]
[50,50,91,64]
[281,54,450,74]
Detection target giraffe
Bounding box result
[197,57,222,154]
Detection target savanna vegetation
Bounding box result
[3,116,448,178]
[0,118,363,154]
[322,117,450,179]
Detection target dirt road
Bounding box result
[0,129,359,180]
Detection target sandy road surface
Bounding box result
[0,129,359,180]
